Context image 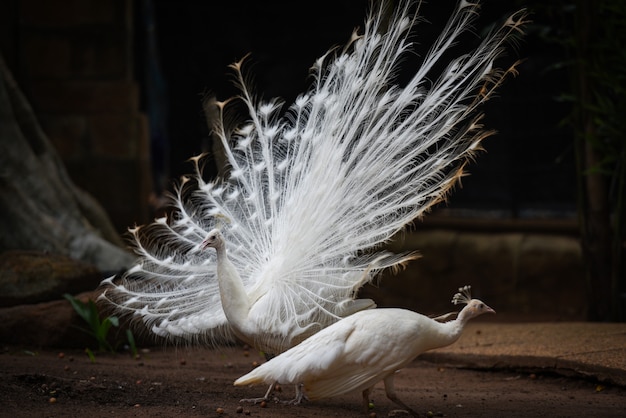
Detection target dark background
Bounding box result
[139,0,575,221]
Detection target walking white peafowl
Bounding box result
[234,285,495,416]
[100,0,523,364]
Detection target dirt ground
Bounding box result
[1,343,625,418]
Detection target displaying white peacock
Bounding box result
[234,285,495,416]
[99,0,524,357]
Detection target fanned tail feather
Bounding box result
[99,0,526,350]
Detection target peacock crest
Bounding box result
[452,285,472,305]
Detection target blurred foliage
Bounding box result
[529,0,626,320]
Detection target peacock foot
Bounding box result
[239,396,281,404]
[388,408,420,417]
[281,383,308,405]
[280,395,308,405]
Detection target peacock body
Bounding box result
[233,285,495,414]
[99,0,525,355]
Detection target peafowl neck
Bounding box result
[213,242,251,336]
[426,298,495,351]
[423,315,469,351]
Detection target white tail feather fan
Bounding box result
[99,0,526,355]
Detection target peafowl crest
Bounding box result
[452,285,473,305]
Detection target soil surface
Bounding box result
[2,344,624,418]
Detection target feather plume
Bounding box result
[452,284,473,305]
[99,0,525,354]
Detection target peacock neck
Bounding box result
[426,316,468,350]
[213,242,251,335]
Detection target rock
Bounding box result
[0,250,104,307]
[0,250,162,348]
[0,251,127,348]
[0,289,161,349]
[0,291,99,347]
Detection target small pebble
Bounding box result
[48,397,57,404]
[236,405,244,413]
[216,407,224,414]
[57,352,65,359]
[260,400,267,408]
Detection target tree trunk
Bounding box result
[574,0,614,321]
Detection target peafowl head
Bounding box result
[452,285,495,321]
[201,228,224,251]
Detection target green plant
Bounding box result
[126,328,138,359]
[63,293,126,356]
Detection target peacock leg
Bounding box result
[240,381,276,404]
[240,353,280,403]
[383,375,419,417]
[282,383,308,405]
[362,387,373,412]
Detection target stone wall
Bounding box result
[361,224,586,321]
[3,0,151,233]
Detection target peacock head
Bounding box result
[201,228,224,250]
[452,285,495,320]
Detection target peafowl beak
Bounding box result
[473,300,496,316]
